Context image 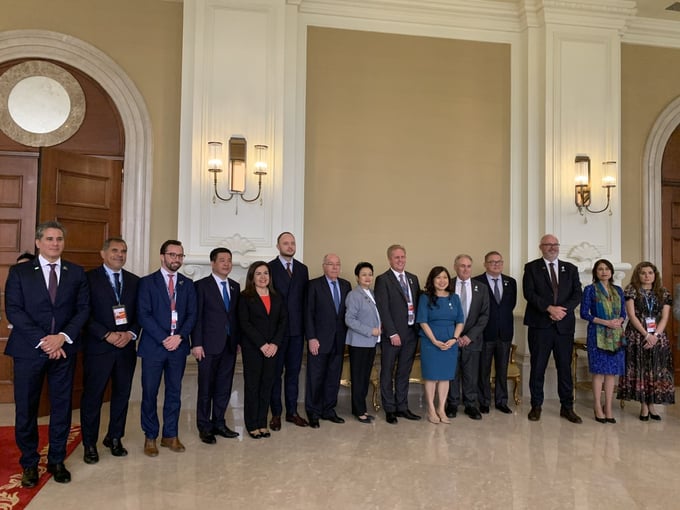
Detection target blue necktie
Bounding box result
[332,280,340,313]
[113,272,122,302]
[221,281,231,335]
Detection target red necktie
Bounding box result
[168,274,176,311]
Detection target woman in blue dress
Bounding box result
[416,266,464,424]
[579,259,625,424]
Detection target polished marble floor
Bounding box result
[1,369,678,510]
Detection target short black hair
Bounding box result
[160,240,182,254]
[354,261,373,276]
[210,247,232,262]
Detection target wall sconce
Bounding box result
[574,155,616,215]
[208,136,268,211]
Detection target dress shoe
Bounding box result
[649,412,662,421]
[437,411,451,424]
[21,466,39,488]
[606,418,617,424]
[594,415,607,424]
[445,405,457,419]
[464,407,482,420]
[270,415,282,431]
[385,412,398,424]
[479,405,490,414]
[144,438,159,457]
[248,430,262,439]
[495,404,513,414]
[426,412,440,424]
[213,426,239,438]
[528,406,542,421]
[308,417,320,428]
[46,463,71,484]
[395,409,421,421]
[260,429,271,438]
[103,437,128,457]
[199,430,216,444]
[356,415,372,424]
[160,436,186,452]
[639,414,650,421]
[321,413,345,424]
[286,414,309,427]
[560,407,583,424]
[83,445,99,464]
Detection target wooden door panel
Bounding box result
[662,184,680,381]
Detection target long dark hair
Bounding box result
[242,261,276,298]
[424,266,452,307]
[630,261,664,303]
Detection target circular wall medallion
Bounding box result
[0,60,86,147]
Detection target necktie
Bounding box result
[460,280,468,321]
[286,262,293,278]
[221,280,230,311]
[168,274,176,311]
[399,273,409,300]
[549,262,558,304]
[48,263,58,304]
[493,278,501,304]
[331,280,340,313]
[113,272,122,302]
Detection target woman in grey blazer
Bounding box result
[345,262,381,423]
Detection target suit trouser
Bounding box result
[242,346,277,431]
[81,346,137,446]
[478,340,512,407]
[140,352,187,439]
[195,346,237,432]
[349,345,376,416]
[380,333,417,413]
[448,346,481,408]
[13,355,76,467]
[305,350,343,419]
[527,326,574,408]
[270,334,304,416]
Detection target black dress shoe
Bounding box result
[479,405,490,414]
[639,414,650,421]
[321,413,345,424]
[560,407,583,424]
[46,463,71,484]
[286,414,309,427]
[395,409,421,420]
[308,417,320,428]
[213,426,239,438]
[83,445,99,464]
[199,431,216,444]
[356,415,372,423]
[385,412,398,424]
[495,404,513,414]
[21,466,39,488]
[103,437,128,457]
[606,418,617,424]
[528,406,542,421]
[649,412,662,421]
[445,405,457,418]
[464,407,482,420]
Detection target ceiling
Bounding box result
[491,1,680,21]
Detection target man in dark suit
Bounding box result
[473,251,517,415]
[447,254,489,420]
[4,221,89,487]
[137,240,197,456]
[304,253,351,428]
[191,247,240,444]
[81,237,140,465]
[374,244,421,424]
[523,234,583,423]
[268,232,309,430]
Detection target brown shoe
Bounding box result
[160,436,186,452]
[144,438,159,457]
[270,415,282,431]
[285,414,309,427]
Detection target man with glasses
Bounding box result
[473,251,517,414]
[523,234,582,423]
[137,240,197,455]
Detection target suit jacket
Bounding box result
[5,258,90,359]
[522,258,582,334]
[374,269,420,342]
[344,286,380,348]
[137,269,197,359]
[305,276,351,354]
[269,257,309,337]
[191,275,240,355]
[452,277,490,351]
[83,265,140,355]
[473,273,517,343]
[237,291,286,350]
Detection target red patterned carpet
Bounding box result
[0,424,82,510]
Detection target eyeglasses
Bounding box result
[540,243,560,248]
[486,260,503,265]
[164,252,185,260]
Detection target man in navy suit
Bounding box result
[304,253,351,428]
[523,234,583,423]
[473,251,517,415]
[191,247,240,444]
[81,237,140,464]
[137,240,197,456]
[4,221,89,487]
[268,232,310,430]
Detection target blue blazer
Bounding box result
[344,286,380,348]
[191,275,240,355]
[305,276,351,355]
[269,257,309,337]
[4,258,90,359]
[137,270,197,359]
[473,273,517,343]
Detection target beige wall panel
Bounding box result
[305,27,510,282]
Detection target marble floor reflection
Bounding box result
[1,369,679,510]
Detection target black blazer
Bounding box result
[83,265,140,355]
[269,257,309,337]
[522,258,582,334]
[238,291,287,350]
[192,275,240,355]
[304,276,351,355]
[451,277,490,351]
[473,273,517,343]
[374,269,420,341]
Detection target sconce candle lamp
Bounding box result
[574,155,616,215]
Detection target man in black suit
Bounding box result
[447,254,489,420]
[4,221,89,487]
[191,247,240,444]
[374,244,421,424]
[304,253,351,428]
[523,234,583,423]
[473,251,517,415]
[268,232,309,430]
[81,237,140,465]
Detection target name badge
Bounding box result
[113,305,128,326]
[407,303,415,326]
[171,310,178,333]
[645,317,656,333]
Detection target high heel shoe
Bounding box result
[639,414,649,422]
[605,418,616,424]
[248,430,262,439]
[649,412,661,421]
[594,413,607,424]
[437,411,451,424]
[427,412,440,424]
